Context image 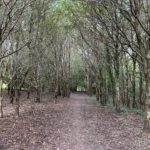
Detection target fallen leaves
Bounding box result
[0,93,150,150]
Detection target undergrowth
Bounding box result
[90,96,144,116]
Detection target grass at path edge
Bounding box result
[89,96,144,116]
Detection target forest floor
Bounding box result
[0,93,150,150]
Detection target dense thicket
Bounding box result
[0,0,150,132]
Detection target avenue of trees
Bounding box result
[0,0,150,132]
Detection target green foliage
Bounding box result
[91,96,144,116]
[0,83,7,89]
[70,49,86,90]
[51,0,87,31]
[121,107,144,116]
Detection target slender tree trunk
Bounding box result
[115,78,120,112]
[0,80,3,118]
[15,89,20,117]
[115,50,121,112]
[96,86,99,101]
[139,69,144,110]
[87,67,92,96]
[112,85,115,106]
[35,88,41,103]
[144,77,150,131]
[96,75,100,102]
[132,58,137,108]
[0,96,3,118]
[100,84,103,105]
[0,78,3,118]
[106,45,115,105]
[10,87,14,104]
[121,65,125,106]
[125,58,129,108]
[143,40,150,131]
[103,77,107,105]
[115,69,121,112]
[27,91,30,99]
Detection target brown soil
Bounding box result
[0,93,150,150]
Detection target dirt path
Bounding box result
[0,93,150,150]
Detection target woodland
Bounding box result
[0,0,150,150]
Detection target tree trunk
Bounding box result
[100,79,104,105]
[87,67,92,96]
[27,91,30,99]
[35,88,41,103]
[103,77,107,105]
[15,89,20,117]
[114,49,120,112]
[106,45,115,106]
[143,36,150,131]
[10,88,14,104]
[143,78,150,132]
[139,69,144,110]
[0,96,3,118]
[115,78,120,112]
[143,51,150,131]
[0,80,3,118]
[121,67,125,106]
[96,86,99,102]
[132,59,137,108]
[125,58,129,108]
[95,74,100,102]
